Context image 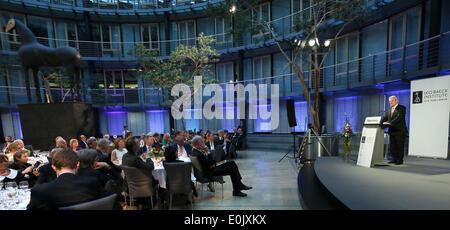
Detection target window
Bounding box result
[388,6,421,76]
[214,17,232,46]
[253,55,271,84]
[5,67,25,95]
[27,15,56,48]
[100,25,121,57]
[138,0,158,8]
[335,33,359,85]
[252,2,271,42]
[0,12,26,50]
[177,20,196,47]
[54,21,78,49]
[291,51,310,91]
[140,23,159,53]
[216,62,234,83]
[291,0,311,30]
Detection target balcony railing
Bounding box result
[7,0,210,9]
[1,31,449,106]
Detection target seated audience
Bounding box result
[153,133,162,148]
[79,135,88,149]
[2,136,13,154]
[27,149,107,210]
[49,136,62,151]
[6,141,21,162]
[35,148,60,185]
[95,139,122,181]
[205,133,216,151]
[69,139,81,152]
[172,136,192,158]
[10,150,38,187]
[122,137,155,181]
[139,134,145,147]
[77,149,110,190]
[104,134,111,143]
[162,133,172,147]
[190,136,251,197]
[13,139,33,156]
[138,134,155,155]
[86,137,97,149]
[55,138,67,150]
[0,154,25,188]
[216,130,225,145]
[111,138,127,165]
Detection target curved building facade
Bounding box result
[0,0,449,139]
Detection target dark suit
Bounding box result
[122,151,156,184]
[381,104,408,163]
[36,163,57,185]
[95,150,122,181]
[190,148,243,191]
[27,173,106,210]
[172,143,192,156]
[137,145,154,155]
[79,140,88,149]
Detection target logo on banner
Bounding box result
[413,91,423,104]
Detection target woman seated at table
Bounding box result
[5,142,21,162]
[69,139,81,152]
[9,150,39,187]
[162,133,172,147]
[0,154,25,188]
[111,138,127,165]
[163,146,197,197]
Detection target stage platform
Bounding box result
[314,156,450,210]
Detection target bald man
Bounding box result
[381,96,408,165]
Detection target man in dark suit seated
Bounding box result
[27,149,107,210]
[190,136,252,197]
[381,95,408,165]
[79,135,88,149]
[95,138,122,181]
[137,133,156,155]
[35,148,61,185]
[172,136,192,158]
[122,137,156,183]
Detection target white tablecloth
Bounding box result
[0,189,30,210]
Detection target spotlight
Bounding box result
[229,80,233,83]
[324,39,331,47]
[230,5,236,14]
[308,39,316,47]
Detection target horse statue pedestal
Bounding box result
[18,103,99,150]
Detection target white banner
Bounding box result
[409,75,450,158]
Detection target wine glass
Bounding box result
[19,181,29,190]
[5,182,18,206]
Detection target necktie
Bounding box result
[391,107,395,117]
[179,146,183,156]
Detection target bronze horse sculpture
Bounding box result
[5,19,82,103]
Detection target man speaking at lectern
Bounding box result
[381,96,408,165]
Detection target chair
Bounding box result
[214,144,225,163]
[189,156,224,199]
[163,161,193,210]
[120,165,158,209]
[59,194,117,210]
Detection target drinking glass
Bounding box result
[19,181,29,190]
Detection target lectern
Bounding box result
[357,116,385,168]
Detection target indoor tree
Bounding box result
[130,33,220,130]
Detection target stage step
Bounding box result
[246,134,298,151]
